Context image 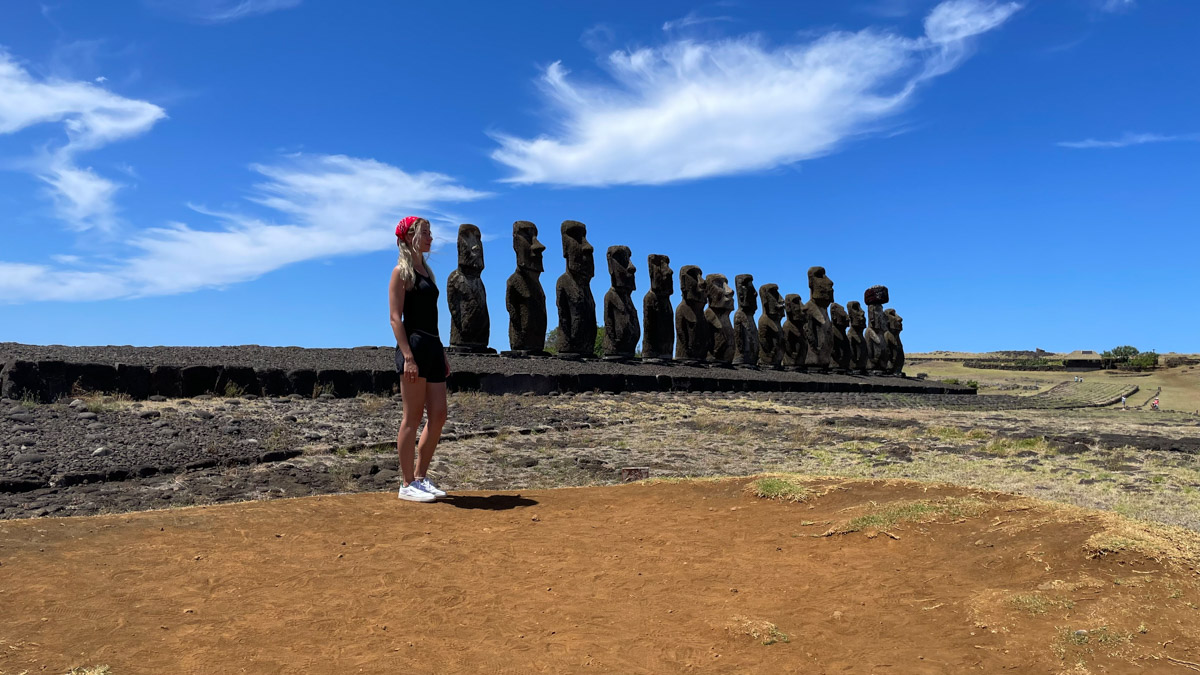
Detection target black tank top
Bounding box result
[403,270,440,337]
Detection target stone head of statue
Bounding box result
[648,254,673,296]
[457,224,484,274]
[760,283,784,320]
[864,285,889,307]
[884,308,903,334]
[513,221,545,274]
[784,293,805,324]
[704,273,734,312]
[830,302,849,330]
[561,220,594,279]
[807,266,834,308]
[607,245,636,291]
[847,301,866,331]
[680,265,707,305]
[735,274,758,314]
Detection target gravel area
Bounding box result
[3,389,1200,529]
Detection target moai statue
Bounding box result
[641,254,674,362]
[704,273,735,366]
[781,293,808,370]
[733,274,760,368]
[846,300,869,374]
[674,265,711,365]
[864,285,889,373]
[446,224,493,354]
[803,266,834,371]
[884,308,905,376]
[555,220,597,358]
[504,221,548,355]
[757,283,785,369]
[829,302,851,373]
[602,245,639,360]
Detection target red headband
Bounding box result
[395,216,422,240]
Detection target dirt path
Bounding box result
[1,478,1198,674]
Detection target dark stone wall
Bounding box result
[2,352,974,402]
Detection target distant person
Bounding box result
[389,216,451,503]
[1152,398,1160,411]
[1121,395,1127,410]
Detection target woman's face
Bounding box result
[414,224,433,253]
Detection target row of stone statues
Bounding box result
[444,220,906,375]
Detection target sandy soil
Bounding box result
[1,478,1198,675]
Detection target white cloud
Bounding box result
[662,12,735,32]
[0,154,490,303]
[1057,132,1200,149]
[0,48,166,230]
[491,0,1020,186]
[143,0,302,23]
[38,159,123,231]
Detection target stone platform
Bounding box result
[0,343,973,401]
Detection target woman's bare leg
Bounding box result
[397,377,427,485]
[415,382,447,479]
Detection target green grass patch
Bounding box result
[831,497,989,535]
[748,476,812,502]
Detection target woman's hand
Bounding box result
[404,358,419,383]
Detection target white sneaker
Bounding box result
[412,477,447,498]
[397,484,435,502]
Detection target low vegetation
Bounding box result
[727,616,790,645]
[747,476,812,502]
[825,497,990,536]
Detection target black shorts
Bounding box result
[395,332,447,384]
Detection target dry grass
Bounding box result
[981,436,1056,457]
[905,356,1200,412]
[1007,593,1075,616]
[1083,516,1200,580]
[73,391,132,414]
[726,616,790,645]
[357,394,390,414]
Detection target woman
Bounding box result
[390,216,452,502]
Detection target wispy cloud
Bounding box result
[490,0,1020,187]
[0,154,490,303]
[662,11,735,32]
[143,0,301,23]
[0,47,165,231]
[1057,132,1200,149]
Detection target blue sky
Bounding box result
[1,0,1196,353]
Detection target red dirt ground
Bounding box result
[1,478,1198,674]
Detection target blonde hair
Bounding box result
[395,218,433,290]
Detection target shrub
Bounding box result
[1129,352,1158,369]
